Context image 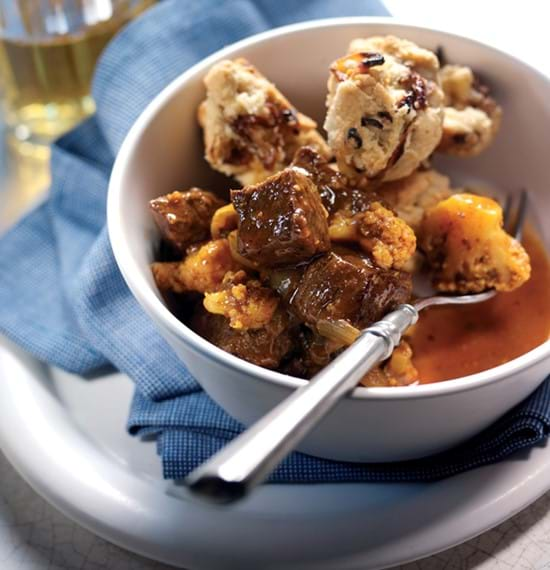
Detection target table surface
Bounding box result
[2,1,550,568]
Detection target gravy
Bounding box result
[410,228,550,383]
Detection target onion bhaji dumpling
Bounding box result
[379,169,453,233]
[199,58,330,186]
[420,193,531,293]
[324,36,444,182]
[437,64,502,156]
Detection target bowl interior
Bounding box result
[109,19,550,393]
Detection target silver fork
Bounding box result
[186,190,528,504]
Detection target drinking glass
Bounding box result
[0,0,156,146]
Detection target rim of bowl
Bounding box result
[108,16,550,401]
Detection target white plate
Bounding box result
[0,336,549,569]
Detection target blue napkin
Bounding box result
[1,0,549,483]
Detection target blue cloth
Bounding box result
[1,0,549,482]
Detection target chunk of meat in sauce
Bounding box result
[291,148,416,270]
[291,146,373,215]
[283,328,418,387]
[151,238,241,294]
[192,305,296,369]
[231,167,330,267]
[281,328,344,378]
[279,250,412,329]
[149,189,225,254]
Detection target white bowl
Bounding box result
[108,18,550,462]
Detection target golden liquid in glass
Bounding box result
[0,0,155,143]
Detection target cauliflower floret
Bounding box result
[420,193,531,293]
[360,341,418,387]
[379,169,453,233]
[199,58,330,186]
[324,36,444,182]
[151,239,241,294]
[329,201,416,270]
[203,271,280,330]
[357,202,417,270]
[437,64,502,156]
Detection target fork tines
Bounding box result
[503,190,528,241]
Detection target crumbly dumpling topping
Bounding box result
[324,35,444,182]
[199,58,330,186]
[437,64,502,156]
[378,168,454,233]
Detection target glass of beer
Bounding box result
[0,0,155,146]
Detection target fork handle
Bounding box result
[185,304,419,503]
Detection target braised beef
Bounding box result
[286,250,412,329]
[282,327,344,378]
[150,188,225,254]
[231,168,330,267]
[291,146,374,215]
[192,305,296,369]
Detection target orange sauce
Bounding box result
[409,228,550,383]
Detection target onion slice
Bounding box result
[316,319,360,346]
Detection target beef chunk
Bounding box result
[192,306,295,369]
[284,331,418,384]
[287,250,412,329]
[282,327,344,378]
[292,146,374,215]
[231,168,330,267]
[150,188,225,253]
